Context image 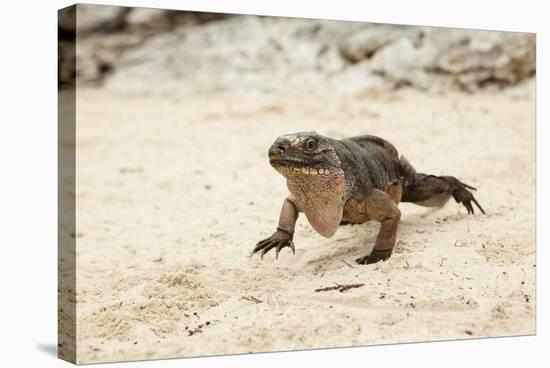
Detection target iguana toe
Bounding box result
[253,229,295,260]
[450,180,486,215]
[356,249,393,265]
[276,240,295,259]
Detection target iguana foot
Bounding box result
[447,178,485,215]
[401,172,486,215]
[356,249,393,265]
[252,229,295,260]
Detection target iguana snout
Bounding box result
[267,132,343,178]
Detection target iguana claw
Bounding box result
[276,240,295,259]
[446,178,486,215]
[356,249,393,265]
[252,229,295,260]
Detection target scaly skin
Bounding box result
[252,132,485,264]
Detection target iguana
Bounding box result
[252,132,484,264]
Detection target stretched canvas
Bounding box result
[58,3,536,364]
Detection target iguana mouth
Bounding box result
[270,158,333,175]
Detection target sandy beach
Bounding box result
[65,83,535,363]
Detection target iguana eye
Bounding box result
[304,138,317,151]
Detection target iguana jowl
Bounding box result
[253,132,485,264]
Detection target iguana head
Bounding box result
[268,132,346,238]
[268,132,343,178]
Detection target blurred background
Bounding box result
[58,4,535,95]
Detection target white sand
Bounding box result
[69,85,535,363]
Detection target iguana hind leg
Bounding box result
[402,174,485,214]
[399,156,485,214]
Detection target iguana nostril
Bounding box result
[268,144,284,158]
[269,138,290,158]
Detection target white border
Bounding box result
[0,1,546,367]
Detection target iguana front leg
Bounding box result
[356,189,401,265]
[253,197,298,259]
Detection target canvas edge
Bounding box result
[58,3,77,364]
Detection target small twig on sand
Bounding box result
[187,327,202,336]
[315,283,365,293]
[242,296,263,304]
[342,260,355,269]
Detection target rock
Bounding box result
[434,30,535,91]
[60,4,536,94]
[126,8,166,26]
[367,27,535,92]
[369,37,438,90]
[340,25,423,62]
[76,4,124,31]
[105,16,357,94]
